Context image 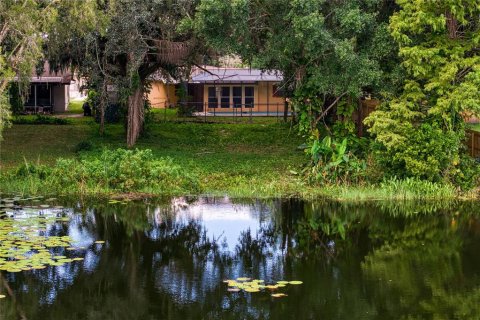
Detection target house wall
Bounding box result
[53,84,69,112]
[257,82,284,112]
[69,76,87,100]
[148,81,177,108]
[203,82,284,113]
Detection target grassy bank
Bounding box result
[0,110,466,200]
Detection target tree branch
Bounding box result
[313,92,348,127]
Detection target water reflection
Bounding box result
[0,197,480,319]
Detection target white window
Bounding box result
[207,85,255,109]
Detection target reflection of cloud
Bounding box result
[177,204,261,251]
[179,204,254,221]
[153,198,271,252]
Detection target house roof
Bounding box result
[14,61,72,84]
[191,68,282,83]
[30,76,69,83]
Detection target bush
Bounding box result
[15,162,50,180]
[12,115,69,125]
[94,104,122,123]
[8,83,24,115]
[74,141,94,153]
[14,148,200,195]
[305,136,366,185]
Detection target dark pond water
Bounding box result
[1,197,480,319]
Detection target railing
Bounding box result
[23,105,54,114]
[151,102,290,123]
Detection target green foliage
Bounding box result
[370,122,462,181]
[195,0,399,127]
[46,0,204,146]
[0,91,11,140]
[15,161,49,180]
[297,214,348,247]
[59,149,200,193]
[74,140,95,153]
[0,1,101,140]
[332,99,357,137]
[195,0,402,185]
[12,115,69,125]
[86,90,99,109]
[176,84,196,117]
[7,149,200,195]
[447,154,480,191]
[0,115,465,200]
[7,83,23,115]
[379,177,457,199]
[305,135,366,185]
[94,104,121,124]
[366,1,480,188]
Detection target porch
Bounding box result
[23,82,70,114]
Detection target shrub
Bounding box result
[8,83,24,115]
[74,140,94,153]
[305,135,366,185]
[15,162,50,180]
[2,149,200,195]
[12,115,69,125]
[94,104,121,123]
[47,148,200,194]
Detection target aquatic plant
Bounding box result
[224,278,303,298]
[0,196,84,272]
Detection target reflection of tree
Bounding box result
[2,198,480,319]
[362,212,480,319]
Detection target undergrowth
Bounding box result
[12,115,70,125]
[2,149,199,196]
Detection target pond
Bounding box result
[0,197,480,319]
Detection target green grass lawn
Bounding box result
[1,110,464,200]
[65,99,86,114]
[0,114,307,197]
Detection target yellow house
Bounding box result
[147,67,285,114]
[147,73,178,108]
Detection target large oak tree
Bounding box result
[47,0,204,147]
[194,0,400,132]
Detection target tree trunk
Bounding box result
[126,85,144,148]
[99,102,105,136]
[283,97,289,122]
[446,11,458,39]
[99,80,107,136]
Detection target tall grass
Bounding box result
[318,178,457,201]
[0,149,199,197]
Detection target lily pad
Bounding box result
[236,277,251,281]
[0,204,83,273]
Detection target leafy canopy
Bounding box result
[366,0,480,184]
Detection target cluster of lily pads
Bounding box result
[224,277,303,298]
[0,196,85,273]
